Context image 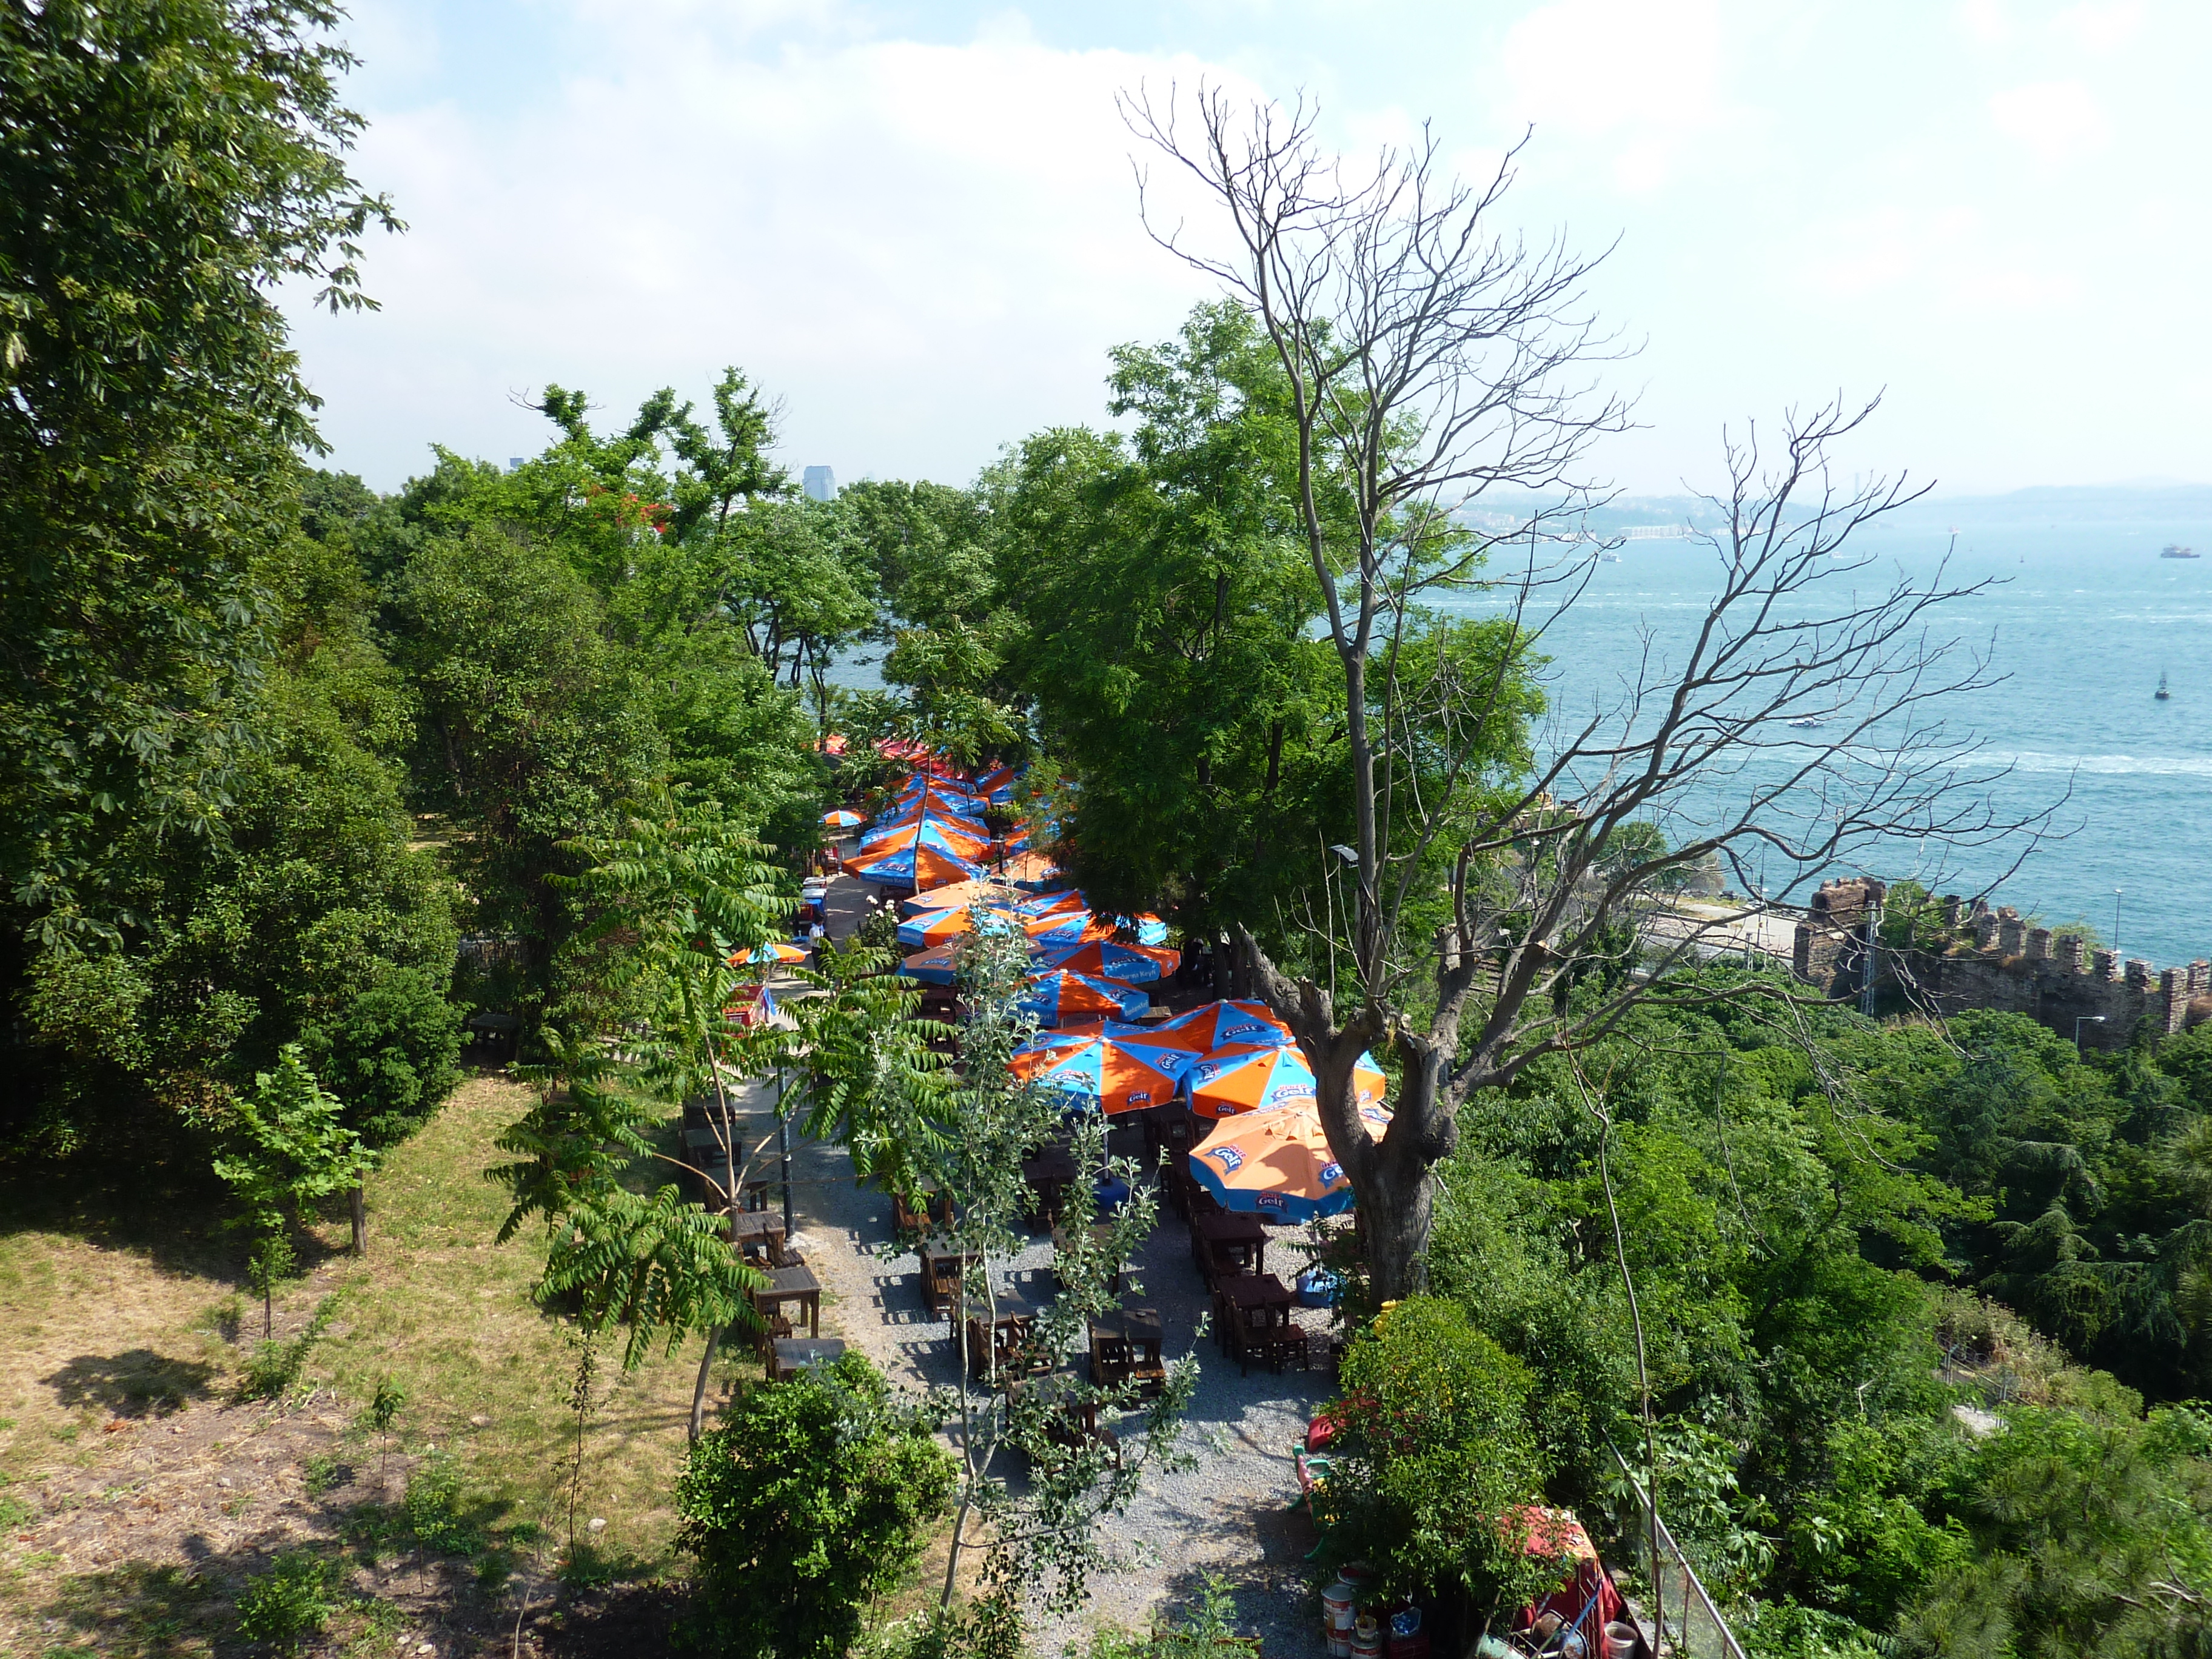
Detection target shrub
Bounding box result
[237,1295,341,1402]
[677,1351,956,1659]
[235,1551,342,1652]
[1315,1297,1558,1610]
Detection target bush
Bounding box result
[404,1450,488,1555]
[237,1295,340,1402]
[235,1551,343,1652]
[1315,1297,1557,1610]
[677,1351,956,1659]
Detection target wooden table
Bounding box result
[769,1336,846,1380]
[1088,1307,1167,1396]
[1021,1146,1079,1226]
[1191,1211,1268,1278]
[1218,1274,1302,1375]
[919,1237,982,1318]
[729,1208,787,1266]
[751,1262,822,1341]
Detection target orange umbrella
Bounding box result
[732,941,808,966]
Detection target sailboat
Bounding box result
[2156,671,2172,702]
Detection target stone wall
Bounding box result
[1792,889,2212,1050]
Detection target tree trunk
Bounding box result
[350,1184,367,1256]
[688,1326,719,1444]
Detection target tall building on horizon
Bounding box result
[802,465,837,502]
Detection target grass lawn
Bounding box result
[0,1071,767,1655]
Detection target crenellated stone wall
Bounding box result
[1792,888,2212,1050]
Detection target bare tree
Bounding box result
[1123,87,2047,1298]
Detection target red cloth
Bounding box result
[1512,1509,1626,1644]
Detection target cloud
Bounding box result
[290,8,1244,486]
[1498,0,1726,192]
[2051,1,2144,52]
[1986,79,2111,164]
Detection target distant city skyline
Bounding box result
[287,1,2212,500]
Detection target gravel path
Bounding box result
[778,1110,1334,1654]
[756,862,1339,1651]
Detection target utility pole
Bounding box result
[777,1064,794,1239]
[1860,893,1883,1017]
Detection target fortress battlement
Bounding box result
[1791,885,2211,1050]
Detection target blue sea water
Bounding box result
[1439,515,2212,970]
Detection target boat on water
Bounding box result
[1788,717,1822,730]
[1599,552,1621,563]
[2157,671,2172,701]
[2161,545,2199,558]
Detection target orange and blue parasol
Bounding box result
[1147,1000,1293,1053]
[1188,1102,1391,1221]
[1034,937,1181,985]
[1017,970,1150,1027]
[1007,1031,1201,1114]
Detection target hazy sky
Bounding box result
[288,0,2211,500]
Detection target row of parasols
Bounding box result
[1008,999,1391,1223]
[822,761,1393,1222]
[823,766,1056,893]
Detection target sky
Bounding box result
[287,0,2212,501]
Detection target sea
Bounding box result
[1438,496,2212,970]
[833,487,2212,971]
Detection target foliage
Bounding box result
[1316,1297,1556,1610]
[13,546,461,1159]
[238,1293,341,1402]
[0,0,397,942]
[1895,1404,2212,1656]
[676,1351,957,1659]
[785,933,956,1204]
[930,915,1198,1618]
[234,1550,345,1652]
[539,1183,765,1372]
[212,1046,372,1230]
[1068,1577,1244,1659]
[997,303,1345,944]
[486,1028,657,1242]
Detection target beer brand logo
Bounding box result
[1319,1162,1344,1185]
[1208,1147,1243,1173]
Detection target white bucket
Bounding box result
[1322,1580,1357,1657]
[1604,1621,1640,1659]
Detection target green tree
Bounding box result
[999,303,1345,959]
[389,524,665,1008]
[676,1351,957,1659]
[1897,1404,2212,1656]
[1,0,397,942]
[213,1046,370,1335]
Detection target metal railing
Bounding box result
[1604,1443,1748,1659]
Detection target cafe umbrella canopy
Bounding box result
[1184,1043,1389,1119]
[1035,937,1181,985]
[1017,970,1150,1027]
[1189,1102,1392,1222]
[1007,1031,1199,1114]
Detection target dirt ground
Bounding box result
[0,1072,737,1658]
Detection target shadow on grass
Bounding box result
[35,1463,561,1658]
[42,1350,221,1418]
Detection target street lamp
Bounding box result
[2075,1014,2106,1053]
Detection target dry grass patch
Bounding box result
[0,1071,766,1655]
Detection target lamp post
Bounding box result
[2075,1014,2106,1054]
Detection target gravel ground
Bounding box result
[777,1111,1335,1655]
[758,862,1340,1651]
